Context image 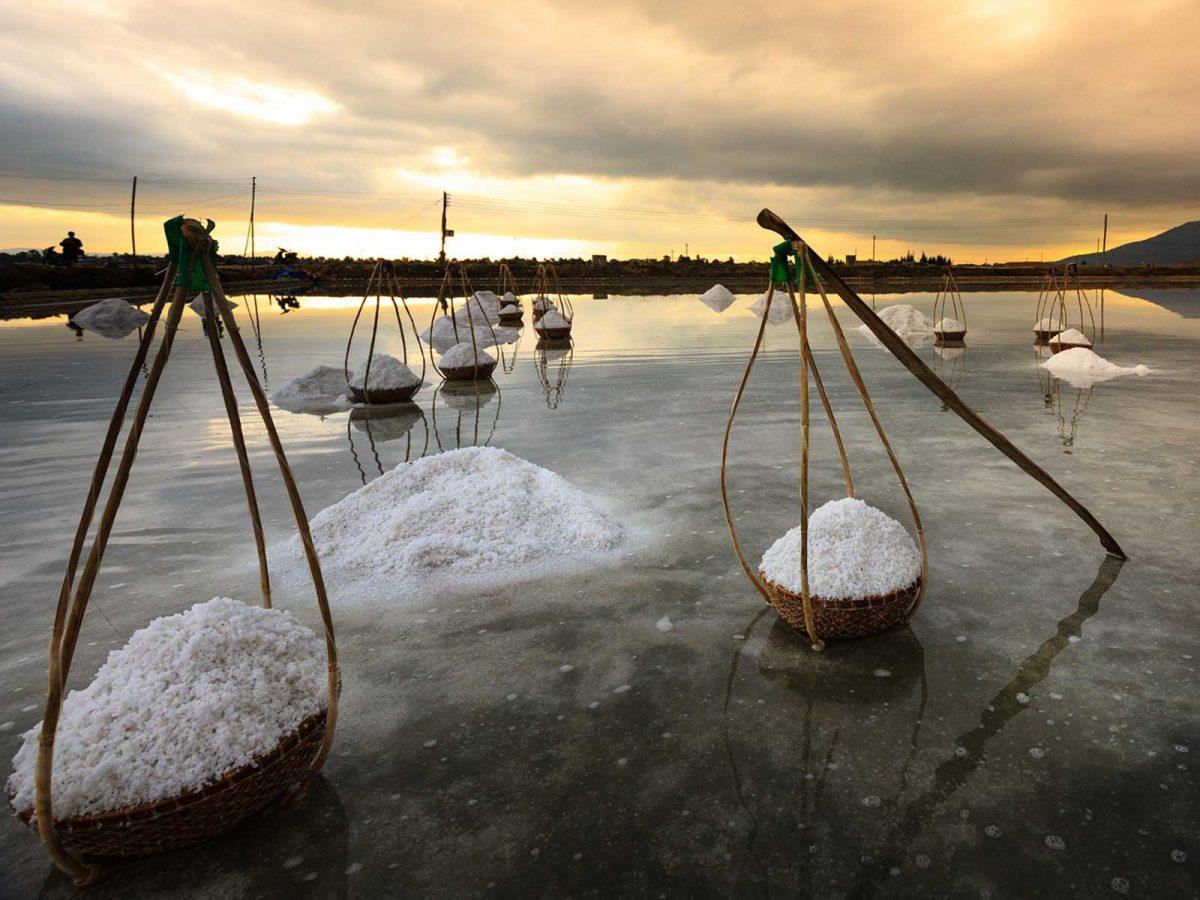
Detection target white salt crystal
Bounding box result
[1050,328,1092,347]
[857,304,933,346]
[655,616,674,632]
[272,365,351,414]
[538,310,571,330]
[1041,347,1149,387]
[7,598,325,819]
[1034,318,1062,332]
[348,354,420,392]
[187,294,238,317]
[440,342,495,369]
[934,317,964,333]
[759,498,920,599]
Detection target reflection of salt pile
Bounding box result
[7,598,325,819]
[1041,347,1149,388]
[857,304,933,347]
[272,365,350,414]
[274,447,624,601]
[71,298,149,339]
[349,354,419,394]
[699,284,735,313]
[188,295,239,316]
[760,498,920,600]
[750,287,795,324]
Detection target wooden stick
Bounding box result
[756,209,1125,559]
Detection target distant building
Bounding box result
[846,254,857,266]
[591,254,607,265]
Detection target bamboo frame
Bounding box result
[931,267,967,340]
[428,263,499,381]
[720,244,927,650]
[33,222,339,884]
[344,260,426,404]
[1034,265,1097,346]
[530,263,573,336]
[756,208,1123,559]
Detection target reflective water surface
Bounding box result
[0,288,1197,897]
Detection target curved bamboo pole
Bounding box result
[756,209,1125,559]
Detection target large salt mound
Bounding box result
[1041,347,1150,387]
[858,304,933,347]
[272,364,351,414]
[7,598,325,820]
[760,498,920,600]
[273,447,624,600]
[71,298,149,339]
[349,354,420,392]
[441,342,495,368]
[699,284,735,313]
[749,287,796,324]
[422,317,515,350]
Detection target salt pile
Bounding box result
[1041,347,1150,387]
[422,317,515,350]
[454,295,500,325]
[188,294,239,317]
[272,365,350,414]
[500,291,519,307]
[1034,318,1062,332]
[441,342,495,369]
[7,598,325,819]
[749,287,796,324]
[70,298,149,339]
[934,317,965,334]
[1050,327,1092,347]
[857,304,933,347]
[760,498,920,599]
[271,447,624,601]
[349,354,420,393]
[537,309,571,330]
[699,284,736,313]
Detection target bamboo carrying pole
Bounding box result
[755,209,1124,559]
[33,222,339,885]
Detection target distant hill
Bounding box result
[1061,220,1200,267]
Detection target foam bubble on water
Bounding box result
[345,863,364,876]
[862,795,882,808]
[1029,747,1045,759]
[984,825,1002,838]
[559,664,574,673]
[1016,692,1031,705]
[1110,876,1129,894]
[613,684,631,694]
[873,669,892,678]
[656,615,674,632]
[1045,835,1066,851]
[1171,849,1187,863]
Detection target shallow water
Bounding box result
[0,287,1197,897]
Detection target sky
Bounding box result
[1,0,1198,262]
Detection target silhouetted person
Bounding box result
[59,232,83,266]
[42,246,61,266]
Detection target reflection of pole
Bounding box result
[1101,213,1108,266]
[129,176,138,270]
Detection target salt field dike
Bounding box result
[2,4,1200,899]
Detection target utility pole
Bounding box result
[246,176,257,273]
[872,234,876,261]
[129,176,138,269]
[1101,213,1108,266]
[438,191,452,264]
[684,242,689,258]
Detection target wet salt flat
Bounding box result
[0,287,1198,897]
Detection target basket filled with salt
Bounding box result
[530,262,572,330]
[7,217,339,885]
[1034,265,1095,346]
[931,268,967,343]
[345,260,426,404]
[497,262,523,323]
[722,226,926,650]
[430,264,501,382]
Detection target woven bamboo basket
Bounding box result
[497,263,523,322]
[934,331,966,344]
[533,322,572,340]
[11,710,326,859]
[498,306,523,323]
[760,576,922,641]
[20,217,340,886]
[721,230,927,651]
[345,260,426,406]
[441,358,497,381]
[529,263,573,335]
[1033,327,1062,343]
[931,267,967,344]
[1048,337,1092,353]
[1033,265,1096,348]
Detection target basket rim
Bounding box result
[10,708,327,832]
[759,572,923,612]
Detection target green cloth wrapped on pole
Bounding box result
[769,239,820,288]
[164,215,219,291]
